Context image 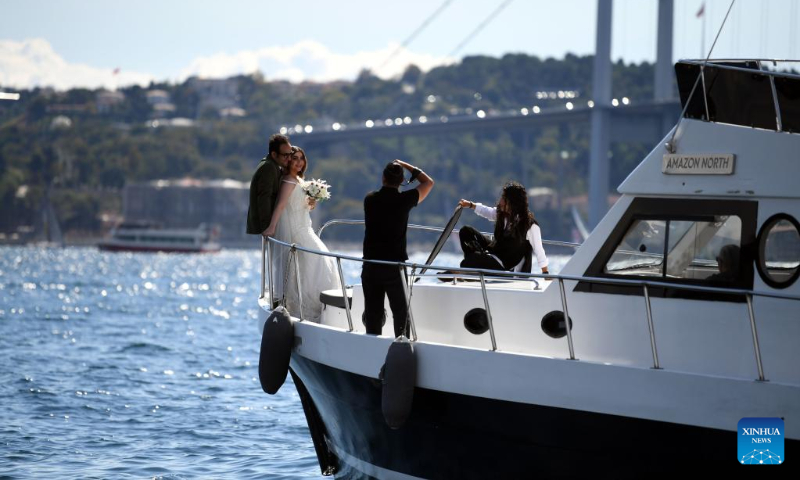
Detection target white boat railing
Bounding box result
[259,229,800,382]
[317,218,582,251]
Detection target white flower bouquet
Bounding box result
[302,178,332,202]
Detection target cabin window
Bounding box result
[756,214,800,289]
[604,220,666,277]
[577,198,758,300]
[604,216,743,283]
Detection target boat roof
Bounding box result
[618,60,800,199]
[675,59,800,134]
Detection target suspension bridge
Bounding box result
[292,0,685,228]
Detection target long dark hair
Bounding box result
[291,146,308,178]
[493,181,535,241]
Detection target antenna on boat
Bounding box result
[702,0,736,64]
[665,0,736,154]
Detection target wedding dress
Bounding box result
[275,179,342,321]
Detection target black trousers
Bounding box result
[361,263,410,338]
[459,226,504,270]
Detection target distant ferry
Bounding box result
[98,222,221,253]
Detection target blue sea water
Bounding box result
[0,246,336,479]
[0,246,566,479]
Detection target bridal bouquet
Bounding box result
[302,178,332,202]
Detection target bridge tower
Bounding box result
[588,0,675,228]
[588,0,613,229]
[655,0,676,135]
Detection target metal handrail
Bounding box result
[399,265,418,341]
[557,278,575,360]
[335,257,353,331]
[262,235,800,302]
[479,272,497,351]
[260,234,800,381]
[260,236,266,299]
[745,294,765,381]
[642,284,660,369]
[292,246,304,320]
[683,58,800,63]
[318,219,446,238]
[700,66,711,121]
[317,218,581,250]
[680,59,800,81]
[762,60,784,132]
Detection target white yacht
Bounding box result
[98,222,220,253]
[257,60,799,477]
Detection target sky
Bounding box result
[1,0,798,90]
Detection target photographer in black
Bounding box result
[362,160,434,337]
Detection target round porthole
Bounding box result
[541,311,573,339]
[464,308,489,335]
[756,214,800,289]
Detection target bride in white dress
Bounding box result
[263,146,341,321]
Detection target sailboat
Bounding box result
[32,186,64,248]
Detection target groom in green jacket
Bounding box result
[247,134,293,236]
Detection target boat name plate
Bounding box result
[662,154,735,175]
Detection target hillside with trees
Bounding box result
[0,53,660,243]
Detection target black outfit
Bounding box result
[362,187,420,337]
[246,156,282,234]
[707,271,737,283]
[459,225,532,272]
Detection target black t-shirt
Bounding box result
[363,187,420,261]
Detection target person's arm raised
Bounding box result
[414,169,434,203]
[394,159,434,203]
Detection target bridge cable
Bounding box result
[447,0,514,58]
[375,0,454,74]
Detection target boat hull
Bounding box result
[290,354,797,478]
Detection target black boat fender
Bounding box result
[258,306,294,395]
[380,335,416,429]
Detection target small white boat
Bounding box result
[256,59,800,477]
[98,222,220,253]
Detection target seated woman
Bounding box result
[458,181,549,274]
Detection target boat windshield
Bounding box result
[605,216,743,282]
